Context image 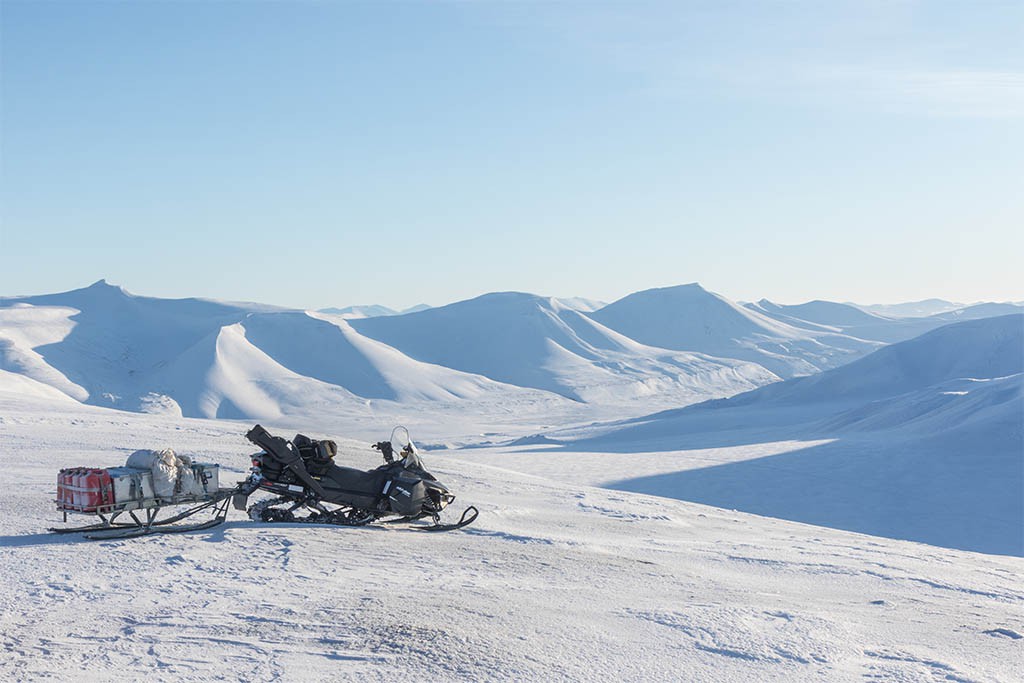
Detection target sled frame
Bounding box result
[50,490,234,540]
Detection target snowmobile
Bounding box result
[235,424,478,532]
[50,425,476,539]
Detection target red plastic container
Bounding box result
[56,468,77,509]
[57,467,115,513]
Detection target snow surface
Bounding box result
[1,395,1022,682]
[2,282,1022,680]
[477,315,1024,556]
[590,284,883,378]
[552,296,608,312]
[748,299,890,329]
[350,291,778,403]
[0,283,776,420]
[318,304,399,319]
[855,299,964,318]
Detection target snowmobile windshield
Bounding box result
[390,426,424,469]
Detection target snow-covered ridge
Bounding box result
[0,282,779,420]
[351,291,777,403]
[1,280,1018,430]
[750,297,1024,343]
[590,284,884,378]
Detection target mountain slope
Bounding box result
[0,282,569,419]
[926,302,1023,323]
[351,291,778,405]
[750,298,1024,343]
[747,299,889,329]
[318,304,398,318]
[550,314,1024,555]
[590,284,881,378]
[855,298,963,318]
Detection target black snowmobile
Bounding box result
[234,424,478,531]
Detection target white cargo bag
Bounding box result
[126,448,180,498]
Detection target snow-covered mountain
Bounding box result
[318,304,398,318]
[3,281,1018,432]
[552,296,607,312]
[541,314,1024,555]
[351,291,776,404]
[0,282,780,421]
[0,281,565,420]
[926,301,1023,322]
[318,303,432,319]
[855,298,963,317]
[750,297,1024,344]
[746,299,889,329]
[589,284,882,378]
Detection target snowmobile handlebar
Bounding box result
[372,441,395,463]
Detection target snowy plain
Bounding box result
[1,282,1022,681]
[2,394,1022,682]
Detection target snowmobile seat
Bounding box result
[321,465,390,509]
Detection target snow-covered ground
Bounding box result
[2,283,1022,680]
[2,395,1022,682]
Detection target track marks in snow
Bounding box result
[574,491,676,523]
[862,649,978,683]
[462,528,556,545]
[722,553,1024,605]
[983,628,1022,639]
[628,606,838,670]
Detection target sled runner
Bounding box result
[50,425,477,539]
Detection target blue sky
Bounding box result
[2,1,1021,309]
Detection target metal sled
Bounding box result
[50,489,235,540]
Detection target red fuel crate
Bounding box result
[57,468,115,513]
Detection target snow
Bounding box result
[748,299,890,329]
[0,284,778,422]
[0,394,1021,681]
[552,296,607,312]
[350,291,778,405]
[318,304,399,319]
[854,299,964,318]
[590,284,883,378]
[1,281,1022,680]
[317,304,434,319]
[477,314,1024,556]
[927,302,1024,322]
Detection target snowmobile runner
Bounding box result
[234,424,478,532]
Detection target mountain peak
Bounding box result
[84,279,129,295]
[654,282,707,294]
